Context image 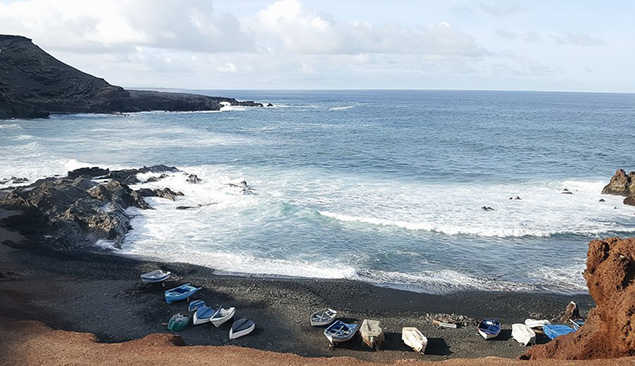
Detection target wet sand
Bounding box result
[0,208,599,364]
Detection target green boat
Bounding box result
[167,313,191,331]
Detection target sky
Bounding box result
[0,0,634,92]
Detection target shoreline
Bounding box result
[0,207,596,363]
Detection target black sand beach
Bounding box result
[0,208,594,363]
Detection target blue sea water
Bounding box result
[1,90,635,294]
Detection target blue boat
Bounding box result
[188,299,206,312]
[324,320,358,345]
[193,305,215,325]
[164,283,201,304]
[543,324,576,340]
[477,318,501,339]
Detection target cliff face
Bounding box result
[522,237,635,360]
[0,34,262,119]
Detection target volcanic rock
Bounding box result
[602,169,635,207]
[0,34,263,119]
[136,187,183,201]
[521,237,635,360]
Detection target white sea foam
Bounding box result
[329,105,355,111]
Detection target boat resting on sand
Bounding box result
[361,319,384,350]
[229,318,255,340]
[512,323,536,346]
[310,309,337,327]
[164,283,201,303]
[543,324,576,340]
[402,327,428,353]
[188,299,206,312]
[211,306,236,327]
[167,313,190,331]
[193,306,215,325]
[477,318,501,339]
[140,270,171,284]
[324,320,358,345]
[525,319,551,328]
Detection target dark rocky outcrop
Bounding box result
[136,187,183,201]
[521,237,635,360]
[0,165,180,249]
[602,169,635,206]
[0,35,263,119]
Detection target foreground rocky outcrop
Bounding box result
[521,237,635,360]
[0,166,182,249]
[0,35,262,119]
[602,169,635,206]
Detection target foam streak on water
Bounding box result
[1,90,635,294]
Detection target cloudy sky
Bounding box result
[1,0,633,92]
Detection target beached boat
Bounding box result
[167,313,190,331]
[140,270,171,284]
[543,324,575,340]
[310,308,338,327]
[402,327,428,353]
[360,319,384,350]
[524,318,551,328]
[229,318,255,340]
[193,305,215,325]
[188,299,206,312]
[324,320,358,345]
[211,306,235,327]
[477,318,501,339]
[164,283,201,303]
[512,323,536,346]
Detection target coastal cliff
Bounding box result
[602,169,635,206]
[0,35,262,119]
[522,237,635,359]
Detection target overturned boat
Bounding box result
[402,327,428,354]
[229,318,255,340]
[524,318,551,328]
[361,319,384,350]
[512,323,536,346]
[310,309,337,327]
[188,299,206,312]
[140,270,171,284]
[543,324,576,340]
[167,313,190,332]
[211,306,236,327]
[193,305,215,325]
[324,320,358,345]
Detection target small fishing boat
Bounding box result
[310,308,338,327]
[188,299,206,312]
[167,313,190,331]
[324,320,358,345]
[543,324,575,340]
[140,270,171,284]
[211,306,236,327]
[402,327,428,354]
[477,318,501,339]
[164,283,201,304]
[193,305,215,325]
[524,319,551,328]
[360,319,384,350]
[229,318,255,340]
[512,323,536,346]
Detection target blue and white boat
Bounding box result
[188,299,206,312]
[477,318,501,339]
[324,320,358,345]
[211,305,236,327]
[543,324,576,340]
[229,318,255,340]
[193,305,215,325]
[164,283,201,304]
[140,270,171,284]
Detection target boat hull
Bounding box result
[324,320,358,345]
[193,306,214,325]
[164,283,201,303]
[477,318,501,340]
[229,318,255,340]
[512,323,536,346]
[140,270,171,284]
[361,319,384,350]
[310,309,337,327]
[211,307,236,327]
[544,324,576,340]
[402,327,428,354]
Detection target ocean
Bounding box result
[1,90,634,294]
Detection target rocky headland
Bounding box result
[0,165,184,249]
[0,35,263,119]
[602,169,635,206]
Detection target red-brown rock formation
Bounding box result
[521,237,635,360]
